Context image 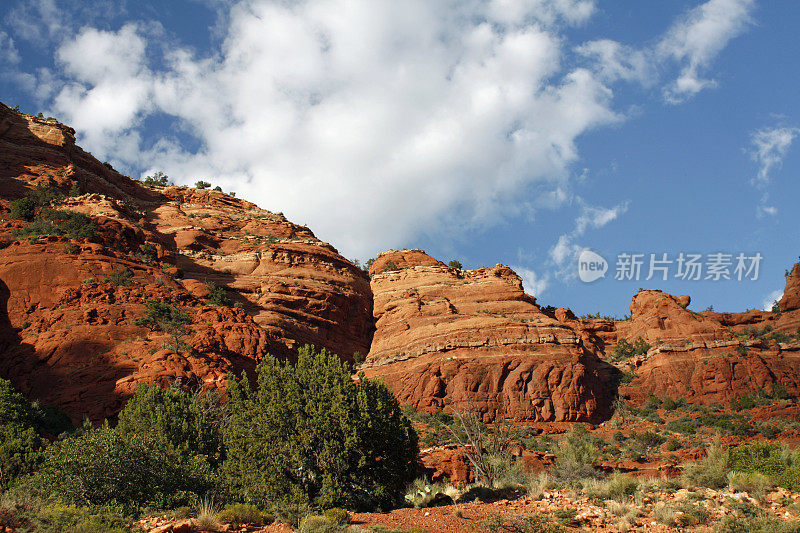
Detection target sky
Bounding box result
[1,0,798,317]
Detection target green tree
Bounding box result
[115,383,225,466]
[222,345,418,511]
[448,260,463,270]
[135,300,192,351]
[0,379,42,488]
[195,180,211,189]
[143,172,170,187]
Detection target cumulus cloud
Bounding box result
[44,0,626,258]
[657,0,754,103]
[749,125,798,217]
[6,0,752,259]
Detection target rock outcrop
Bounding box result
[0,102,372,422]
[361,250,616,423]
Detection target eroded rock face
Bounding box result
[0,102,372,421]
[614,287,800,406]
[361,250,616,423]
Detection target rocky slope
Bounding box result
[0,102,372,422]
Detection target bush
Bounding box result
[143,172,169,187]
[683,442,730,488]
[480,514,562,533]
[729,442,800,491]
[103,270,135,286]
[298,515,340,533]
[206,283,233,307]
[195,181,211,189]
[31,503,132,533]
[0,379,51,488]
[37,422,213,509]
[221,345,419,511]
[10,196,37,221]
[323,508,350,525]
[115,383,225,467]
[551,426,603,485]
[14,208,95,240]
[216,503,272,526]
[134,300,192,351]
[610,338,650,362]
[448,260,463,270]
[584,472,638,501]
[727,471,772,498]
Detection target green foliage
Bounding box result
[448,260,463,270]
[221,345,419,511]
[383,260,399,272]
[103,270,135,286]
[216,503,273,526]
[115,383,225,467]
[10,185,66,222]
[551,426,603,485]
[10,196,37,221]
[14,208,95,240]
[661,396,687,410]
[37,422,212,509]
[143,171,170,187]
[206,283,233,307]
[683,442,730,489]
[195,180,211,189]
[323,507,350,525]
[134,300,192,351]
[610,337,651,362]
[213,186,223,192]
[728,442,800,491]
[31,503,133,533]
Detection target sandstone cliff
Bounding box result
[360,249,617,423]
[0,102,372,421]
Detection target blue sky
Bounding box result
[1,0,798,317]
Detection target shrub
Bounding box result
[31,504,132,533]
[103,270,135,286]
[14,209,95,240]
[666,415,700,435]
[610,338,651,362]
[143,172,169,187]
[221,345,419,511]
[551,426,603,485]
[206,283,232,307]
[634,431,666,448]
[37,422,213,509]
[134,300,192,351]
[10,196,37,221]
[727,471,772,499]
[298,515,339,533]
[480,514,562,533]
[683,442,730,488]
[195,181,211,189]
[584,472,638,501]
[216,503,272,526]
[382,260,399,272]
[323,508,350,525]
[729,441,800,491]
[448,260,463,270]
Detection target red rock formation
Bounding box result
[361,250,616,423]
[0,102,372,422]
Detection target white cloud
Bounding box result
[657,0,754,103]
[5,0,66,46]
[750,126,798,186]
[762,290,783,311]
[43,0,626,258]
[749,125,798,218]
[512,266,549,297]
[549,200,627,278]
[9,0,751,260]
[0,31,20,64]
